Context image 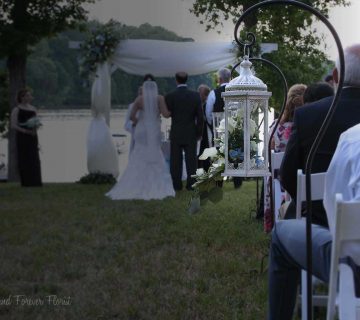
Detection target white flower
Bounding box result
[236,108,244,120]
[228,117,237,133]
[249,119,256,136]
[217,119,225,132]
[219,145,225,154]
[199,147,218,160]
[196,168,205,176]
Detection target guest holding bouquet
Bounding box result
[11,89,42,186]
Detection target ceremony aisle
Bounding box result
[0,181,268,319]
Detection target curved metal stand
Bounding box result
[233,1,344,319]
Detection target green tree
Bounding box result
[0,0,96,181]
[191,0,348,108]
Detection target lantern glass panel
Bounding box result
[226,98,246,172]
[249,99,267,172]
[212,112,224,147]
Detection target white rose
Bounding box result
[217,119,226,132]
[228,117,237,133]
[219,145,225,154]
[196,168,205,176]
[199,147,218,160]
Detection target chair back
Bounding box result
[296,169,327,320]
[270,150,284,178]
[296,169,326,219]
[327,193,360,320]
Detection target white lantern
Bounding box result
[222,56,271,177]
[212,112,224,148]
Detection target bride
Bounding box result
[106,77,175,200]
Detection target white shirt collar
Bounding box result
[177,84,187,88]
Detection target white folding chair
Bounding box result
[270,150,285,221]
[296,169,327,319]
[327,193,360,320]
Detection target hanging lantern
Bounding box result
[222,56,271,177]
[212,112,224,148]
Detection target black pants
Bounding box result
[170,140,197,190]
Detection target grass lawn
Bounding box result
[0,180,270,319]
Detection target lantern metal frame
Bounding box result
[233,1,344,319]
[222,74,272,177]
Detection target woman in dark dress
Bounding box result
[10,89,42,186]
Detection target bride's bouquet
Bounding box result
[19,116,42,129]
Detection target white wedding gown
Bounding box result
[106,81,175,200]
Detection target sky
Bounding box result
[86,0,360,60]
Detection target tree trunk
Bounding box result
[7,54,26,182]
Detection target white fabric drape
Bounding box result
[91,63,111,125]
[88,63,119,176]
[111,39,236,77]
[87,116,119,177]
[88,39,236,176]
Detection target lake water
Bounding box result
[0,108,274,182]
[0,109,171,182]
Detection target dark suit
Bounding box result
[165,85,203,190]
[280,87,360,226]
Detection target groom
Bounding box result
[165,72,203,191]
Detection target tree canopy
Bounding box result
[0,0,96,180]
[0,0,95,58]
[191,0,349,109]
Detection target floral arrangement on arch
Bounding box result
[79,20,126,78]
[189,108,260,213]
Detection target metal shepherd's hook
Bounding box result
[233,1,344,319]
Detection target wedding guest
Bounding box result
[10,89,42,187]
[268,43,360,319]
[303,81,334,104]
[205,67,242,189]
[268,123,360,320]
[264,84,307,232]
[269,84,307,151]
[280,44,360,227]
[165,72,203,191]
[205,68,230,128]
[324,74,334,88]
[197,84,211,171]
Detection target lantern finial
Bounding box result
[226,56,267,92]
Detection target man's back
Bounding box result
[165,87,202,143]
[281,87,360,226]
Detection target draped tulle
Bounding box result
[106,81,175,200]
[87,116,119,178]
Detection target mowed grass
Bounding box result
[0,180,269,320]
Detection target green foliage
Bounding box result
[79,20,127,78]
[0,0,96,59]
[77,172,116,184]
[191,0,349,111]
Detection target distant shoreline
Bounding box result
[37,105,128,111]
